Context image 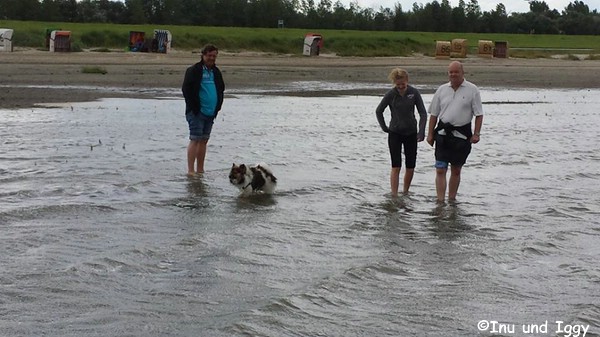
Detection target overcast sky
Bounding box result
[342,0,600,14]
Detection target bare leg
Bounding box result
[195,139,209,173]
[435,167,447,203]
[448,165,462,201]
[390,167,401,197]
[403,168,415,194]
[187,140,198,176]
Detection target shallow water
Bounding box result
[1,86,599,336]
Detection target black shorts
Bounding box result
[388,132,417,168]
[434,133,472,167]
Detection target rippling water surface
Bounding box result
[1,87,599,336]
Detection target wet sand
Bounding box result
[1,49,600,109]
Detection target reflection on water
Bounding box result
[384,194,416,213]
[175,176,211,209]
[186,175,208,196]
[428,203,474,240]
[235,194,278,209]
[1,88,599,336]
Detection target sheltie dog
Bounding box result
[228,163,277,195]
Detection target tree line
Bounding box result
[1,0,599,35]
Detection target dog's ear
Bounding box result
[232,163,236,168]
[240,164,246,172]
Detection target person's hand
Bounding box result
[417,133,425,142]
[471,134,480,144]
[426,134,434,146]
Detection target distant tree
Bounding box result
[212,0,248,27]
[439,0,452,31]
[422,1,441,32]
[560,0,594,34]
[354,7,375,30]
[565,0,590,14]
[0,0,41,20]
[164,0,182,24]
[176,0,215,25]
[592,14,600,34]
[59,0,78,22]
[145,0,180,24]
[77,0,104,22]
[407,2,424,31]
[0,0,12,19]
[495,3,507,19]
[450,0,466,32]
[278,0,303,28]
[331,0,355,29]
[465,0,481,32]
[300,0,319,27]
[41,0,62,21]
[246,0,286,28]
[2,0,600,35]
[109,0,129,23]
[373,6,393,30]
[529,0,550,14]
[344,1,364,29]
[317,0,334,28]
[392,3,407,31]
[25,0,42,20]
[125,0,147,24]
[480,3,508,33]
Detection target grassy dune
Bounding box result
[2,20,600,57]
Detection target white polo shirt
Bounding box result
[429,79,483,127]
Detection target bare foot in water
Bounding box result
[187,171,204,178]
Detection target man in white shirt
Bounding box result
[426,61,483,203]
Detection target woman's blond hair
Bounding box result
[388,68,408,82]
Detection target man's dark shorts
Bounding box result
[434,133,471,168]
[186,112,214,141]
[388,132,417,169]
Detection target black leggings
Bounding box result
[388,132,417,168]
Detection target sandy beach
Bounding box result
[1,49,600,109]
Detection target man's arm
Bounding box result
[426,115,438,146]
[471,115,483,144]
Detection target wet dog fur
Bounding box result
[229,163,277,195]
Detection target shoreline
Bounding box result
[2,49,600,109]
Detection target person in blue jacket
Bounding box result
[182,44,225,176]
[376,68,427,196]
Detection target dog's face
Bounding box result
[229,163,247,185]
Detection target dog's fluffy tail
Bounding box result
[256,163,277,183]
[255,162,271,171]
